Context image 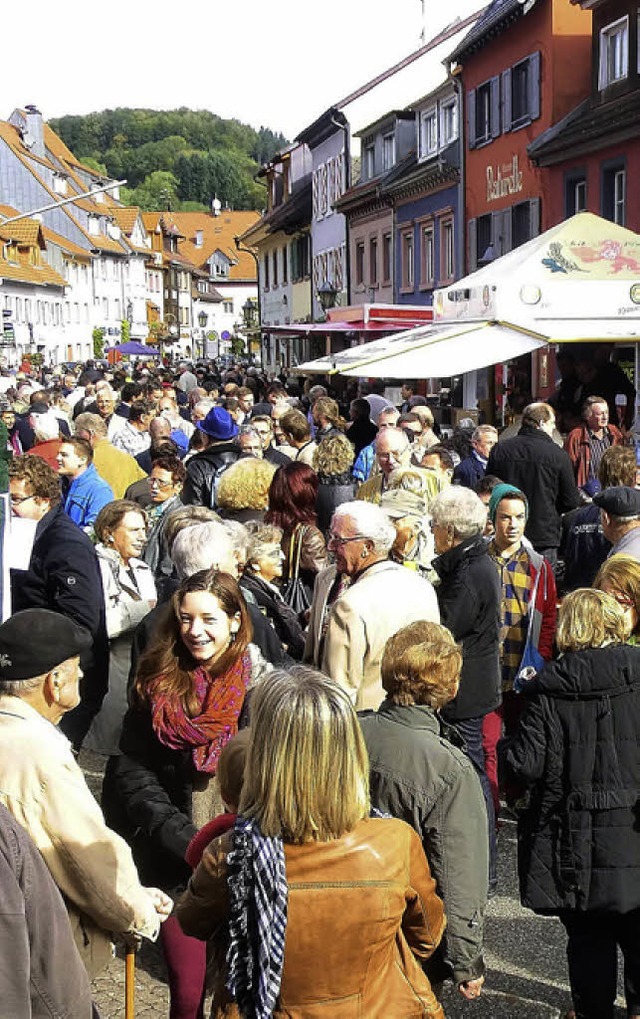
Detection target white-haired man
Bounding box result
[356,426,412,504]
[305,501,439,710]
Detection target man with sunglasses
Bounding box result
[8,455,108,751]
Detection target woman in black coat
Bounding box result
[313,433,356,535]
[429,486,501,893]
[502,588,640,1019]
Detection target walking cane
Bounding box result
[124,934,140,1019]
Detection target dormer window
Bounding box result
[53,173,67,196]
[195,230,203,248]
[382,132,396,171]
[95,189,105,204]
[363,141,375,179]
[599,16,628,88]
[88,215,99,236]
[419,108,438,159]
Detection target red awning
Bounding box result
[263,319,424,335]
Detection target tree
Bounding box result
[92,327,105,358]
[125,171,180,212]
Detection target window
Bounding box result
[223,300,234,314]
[382,233,392,283]
[501,53,541,130]
[291,235,310,280]
[363,141,375,179]
[272,250,278,288]
[420,223,435,286]
[440,100,458,146]
[599,17,628,88]
[419,108,438,158]
[369,237,378,287]
[401,231,415,291]
[382,132,396,171]
[565,173,587,217]
[282,245,288,285]
[355,241,365,287]
[440,219,455,282]
[263,254,270,289]
[467,77,501,148]
[602,162,626,225]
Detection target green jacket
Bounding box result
[359,701,487,985]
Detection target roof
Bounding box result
[165,211,261,279]
[0,203,91,260]
[448,0,533,63]
[0,254,66,288]
[355,110,416,140]
[528,94,640,165]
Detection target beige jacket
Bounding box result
[0,696,159,975]
[305,560,440,710]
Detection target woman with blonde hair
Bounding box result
[503,588,640,1019]
[313,432,356,534]
[176,666,446,1018]
[594,553,640,642]
[216,456,276,523]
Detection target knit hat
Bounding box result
[488,483,529,524]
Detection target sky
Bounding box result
[4,0,480,140]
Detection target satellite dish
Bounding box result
[211,196,222,217]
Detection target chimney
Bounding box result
[24,105,44,158]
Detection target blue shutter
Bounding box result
[528,52,541,121]
[529,198,541,238]
[502,69,512,132]
[490,76,501,138]
[467,89,477,149]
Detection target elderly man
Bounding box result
[305,501,439,710]
[356,427,412,504]
[95,385,126,440]
[564,395,624,494]
[8,455,109,749]
[75,412,147,498]
[352,405,400,483]
[593,486,640,560]
[487,402,580,568]
[112,399,153,457]
[454,426,498,489]
[236,424,264,459]
[23,409,63,468]
[0,609,170,976]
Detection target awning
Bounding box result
[295,320,548,377]
[264,319,418,335]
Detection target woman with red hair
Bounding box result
[266,462,327,603]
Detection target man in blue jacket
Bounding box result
[57,435,113,530]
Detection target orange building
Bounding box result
[449,0,592,272]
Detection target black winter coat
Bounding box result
[502,644,640,914]
[240,573,305,659]
[486,424,580,549]
[559,503,611,594]
[182,442,238,507]
[102,705,196,892]
[433,536,501,721]
[316,472,356,535]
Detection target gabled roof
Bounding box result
[528,94,639,165]
[448,0,535,64]
[164,211,261,280]
[0,256,67,288]
[0,203,91,260]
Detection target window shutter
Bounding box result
[529,197,541,238]
[490,76,502,138]
[501,69,512,132]
[468,217,478,272]
[501,208,513,254]
[528,52,541,121]
[467,90,477,149]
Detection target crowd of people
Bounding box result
[0,354,639,1019]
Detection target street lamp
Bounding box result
[198,311,207,329]
[317,279,339,314]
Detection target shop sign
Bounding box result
[486,155,524,202]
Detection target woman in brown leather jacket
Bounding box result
[265,462,327,601]
[176,666,446,1019]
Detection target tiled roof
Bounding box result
[0,256,66,288]
[528,95,638,164]
[0,219,42,246]
[0,203,91,260]
[165,211,261,280]
[448,0,531,63]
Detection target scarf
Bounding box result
[226,817,288,1019]
[149,651,252,773]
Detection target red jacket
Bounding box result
[564,423,623,489]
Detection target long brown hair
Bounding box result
[134,569,252,714]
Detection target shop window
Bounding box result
[599,17,628,88]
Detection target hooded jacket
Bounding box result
[502,644,640,914]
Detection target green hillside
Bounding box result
[49,108,288,212]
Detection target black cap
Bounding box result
[0,610,92,681]
[29,401,50,416]
[593,486,640,518]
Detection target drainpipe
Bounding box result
[451,74,465,281]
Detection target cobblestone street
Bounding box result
[81,750,625,1019]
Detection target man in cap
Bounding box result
[182,405,239,507]
[0,609,171,976]
[593,485,640,560]
[8,454,109,749]
[483,483,557,818]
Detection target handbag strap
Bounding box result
[288,524,306,581]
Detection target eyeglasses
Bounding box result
[327,532,366,546]
[378,451,404,462]
[10,493,35,505]
[149,477,174,488]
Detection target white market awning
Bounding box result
[296,319,548,378]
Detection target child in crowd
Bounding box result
[185,729,249,870]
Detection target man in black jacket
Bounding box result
[8,455,109,749]
[487,402,580,569]
[182,406,238,507]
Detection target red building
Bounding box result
[529,0,640,233]
[449,0,592,271]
